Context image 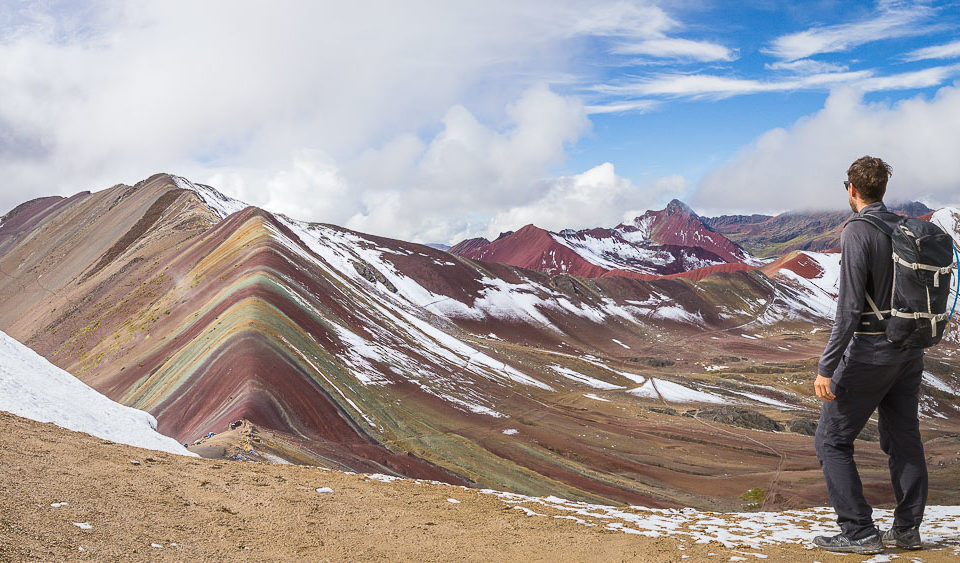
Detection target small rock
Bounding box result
[447,498,460,504]
[73,522,93,530]
[316,487,334,494]
[51,502,69,508]
[151,543,163,549]
[787,418,818,436]
[694,406,784,432]
[130,460,141,466]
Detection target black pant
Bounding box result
[814,355,927,539]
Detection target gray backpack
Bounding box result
[851,214,956,348]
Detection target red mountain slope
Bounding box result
[451,199,756,279]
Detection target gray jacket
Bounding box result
[817,201,923,378]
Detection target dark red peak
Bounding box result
[453,222,608,276]
[665,199,696,217]
[449,237,491,256]
[494,224,556,246]
[515,223,547,235]
[890,201,934,218]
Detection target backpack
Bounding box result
[850,213,956,349]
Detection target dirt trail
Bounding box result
[1,411,956,562]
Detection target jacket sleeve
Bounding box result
[817,222,871,378]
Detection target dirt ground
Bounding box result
[1,411,956,562]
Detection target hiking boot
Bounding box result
[812,531,883,554]
[882,526,922,550]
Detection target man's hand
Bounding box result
[814,375,835,401]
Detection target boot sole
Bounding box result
[881,540,922,550]
[813,543,883,555]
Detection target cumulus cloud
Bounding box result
[692,83,960,215]
[0,0,693,244]
[482,162,673,238]
[342,85,592,243]
[0,1,611,214]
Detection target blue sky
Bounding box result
[555,0,960,204]
[2,1,960,243]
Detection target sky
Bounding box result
[2,0,960,244]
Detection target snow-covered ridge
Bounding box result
[0,331,195,456]
[172,175,248,219]
[931,206,960,247]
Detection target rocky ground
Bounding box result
[3,411,959,562]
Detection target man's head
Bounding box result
[846,156,892,212]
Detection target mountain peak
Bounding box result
[665,199,695,216]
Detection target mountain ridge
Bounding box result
[2,172,958,508]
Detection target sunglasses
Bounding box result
[843,180,850,190]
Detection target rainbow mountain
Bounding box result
[1,173,959,508]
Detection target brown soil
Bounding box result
[2,412,957,562]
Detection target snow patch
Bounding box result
[584,393,611,402]
[0,331,195,457]
[628,379,728,404]
[549,365,625,390]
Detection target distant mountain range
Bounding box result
[1,174,958,508]
[449,200,935,272]
[450,200,760,280]
[701,201,933,259]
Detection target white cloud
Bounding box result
[764,1,936,61]
[903,39,960,62]
[858,64,960,91]
[594,65,960,99]
[584,99,660,114]
[595,70,871,98]
[0,1,636,218]
[0,0,712,245]
[340,84,590,243]
[611,38,736,62]
[483,163,675,238]
[765,59,849,74]
[561,2,675,38]
[693,84,960,214]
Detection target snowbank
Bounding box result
[0,331,195,456]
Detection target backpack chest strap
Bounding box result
[892,252,955,287]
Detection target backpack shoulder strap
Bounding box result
[846,213,895,237]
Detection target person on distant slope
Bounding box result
[812,156,927,555]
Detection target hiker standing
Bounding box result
[812,156,947,554]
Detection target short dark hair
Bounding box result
[847,156,891,202]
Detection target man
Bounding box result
[812,156,927,555]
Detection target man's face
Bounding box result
[847,181,857,212]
